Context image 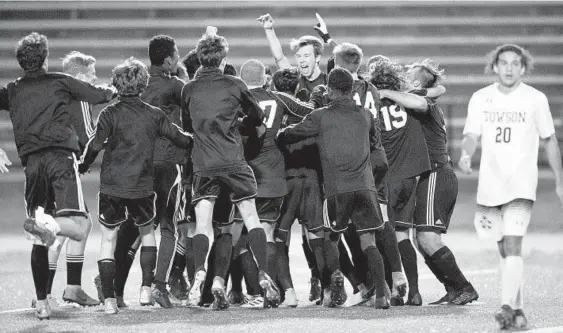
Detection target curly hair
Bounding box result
[407,59,445,88]
[111,57,149,96]
[148,35,176,66]
[182,49,200,80]
[485,44,533,75]
[16,32,48,71]
[289,35,324,56]
[224,63,237,76]
[369,60,405,92]
[196,33,229,68]
[62,51,96,76]
[272,67,300,94]
[328,68,353,95]
[333,43,363,73]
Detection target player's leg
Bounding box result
[31,233,64,309]
[108,216,139,308]
[169,219,189,302]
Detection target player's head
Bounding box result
[224,63,237,76]
[486,44,532,88]
[196,31,229,70]
[289,35,324,79]
[369,59,405,92]
[148,35,179,71]
[62,51,97,84]
[272,67,300,94]
[333,43,363,74]
[182,49,200,80]
[407,59,444,89]
[327,68,354,99]
[240,59,266,87]
[111,57,149,97]
[16,32,49,72]
[366,55,390,73]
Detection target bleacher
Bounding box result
[0,1,561,166]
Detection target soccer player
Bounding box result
[181,29,279,307]
[459,44,563,329]
[277,68,389,309]
[79,57,192,314]
[0,32,115,319]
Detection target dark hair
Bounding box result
[328,68,354,95]
[182,49,200,80]
[485,44,533,74]
[196,33,229,68]
[111,57,149,96]
[333,43,363,73]
[289,35,324,56]
[407,59,445,88]
[224,63,237,76]
[148,35,176,66]
[16,32,48,71]
[272,67,300,94]
[62,51,96,76]
[240,59,265,86]
[369,60,405,91]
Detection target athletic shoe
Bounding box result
[494,304,515,330]
[322,288,334,307]
[513,309,528,329]
[211,277,230,310]
[104,298,118,315]
[429,287,456,305]
[24,218,57,247]
[390,286,404,306]
[449,285,479,305]
[139,286,154,306]
[405,292,423,306]
[188,269,206,307]
[170,275,188,301]
[228,290,245,306]
[308,277,322,302]
[374,296,390,309]
[62,286,100,306]
[241,295,264,309]
[258,270,280,308]
[35,299,52,320]
[31,294,60,309]
[392,271,408,298]
[93,275,104,303]
[329,270,347,307]
[151,287,174,308]
[116,296,128,308]
[279,288,298,308]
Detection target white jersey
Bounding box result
[463,82,555,206]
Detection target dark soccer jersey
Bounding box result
[296,72,328,102]
[417,98,450,166]
[182,68,264,176]
[67,100,95,153]
[82,97,192,199]
[379,98,431,182]
[141,65,188,165]
[0,69,114,162]
[277,97,377,198]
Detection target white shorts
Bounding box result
[473,199,533,242]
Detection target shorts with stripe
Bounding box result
[24,149,87,218]
[234,197,284,225]
[192,165,258,204]
[387,177,417,230]
[323,190,384,234]
[154,162,182,237]
[474,199,533,242]
[98,192,156,229]
[414,162,458,233]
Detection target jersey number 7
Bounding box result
[259,100,278,128]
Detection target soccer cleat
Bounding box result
[390,286,404,306]
[104,298,118,315]
[392,271,408,298]
[151,287,174,308]
[116,296,128,308]
[32,294,60,309]
[258,271,280,308]
[24,218,57,247]
[139,286,154,306]
[228,290,245,306]
[494,304,515,330]
[169,275,188,301]
[322,288,334,307]
[329,270,347,307]
[241,295,264,309]
[375,296,391,309]
[309,277,322,302]
[62,286,100,306]
[35,299,52,320]
[187,269,206,307]
[405,292,423,306]
[429,286,456,305]
[279,288,298,308]
[93,275,105,303]
[513,309,528,329]
[211,277,230,310]
[449,285,479,305]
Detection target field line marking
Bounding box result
[525,327,563,333]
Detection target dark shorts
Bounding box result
[98,192,156,229]
[323,190,384,234]
[154,162,182,233]
[277,176,324,238]
[234,197,284,224]
[387,177,418,230]
[212,187,235,227]
[414,163,458,233]
[192,165,258,204]
[24,149,87,218]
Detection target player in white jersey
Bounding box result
[459,44,563,330]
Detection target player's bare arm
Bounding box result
[541,133,563,206]
[379,89,428,111]
[459,133,479,174]
[425,85,446,98]
[257,13,292,69]
[0,148,12,173]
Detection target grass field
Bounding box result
[0,171,562,333]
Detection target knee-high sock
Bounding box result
[192,234,210,273]
[230,253,244,292]
[377,223,402,273]
[398,239,419,296]
[276,242,293,290]
[501,256,523,308]
[302,235,320,279]
[429,246,470,290]
[247,228,268,273]
[66,254,84,286]
[363,246,386,298]
[140,246,157,287]
[114,246,137,297]
[98,259,116,299]
[213,233,233,281]
[31,245,49,300]
[240,250,261,296]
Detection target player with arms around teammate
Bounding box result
[459,44,563,330]
[181,30,279,307]
[79,58,192,314]
[0,32,115,319]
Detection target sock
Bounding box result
[201,242,217,305]
[154,234,176,286]
[140,246,157,287]
[398,239,419,295]
[114,246,137,297]
[247,228,268,273]
[185,237,195,284]
[240,250,261,296]
[364,246,386,298]
[323,239,341,287]
[276,242,293,290]
[192,234,210,273]
[302,236,320,279]
[98,259,116,299]
[66,254,84,286]
[213,233,233,281]
[501,256,523,308]
[377,223,403,273]
[430,246,471,290]
[338,240,359,293]
[169,243,187,282]
[345,227,368,286]
[266,242,278,280]
[31,245,49,300]
[382,247,393,291]
[308,238,325,288]
[230,253,244,292]
[46,263,57,295]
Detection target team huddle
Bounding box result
[0,12,562,332]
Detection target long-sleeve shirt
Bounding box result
[82,97,192,199]
[181,67,264,176]
[277,96,377,198]
[0,69,114,163]
[68,100,95,153]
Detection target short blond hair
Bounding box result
[289,35,324,56]
[62,51,96,76]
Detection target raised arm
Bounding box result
[379,89,428,112]
[257,14,292,69]
[276,111,320,145]
[314,13,338,48]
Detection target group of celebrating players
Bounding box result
[1,11,562,332]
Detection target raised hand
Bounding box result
[458,155,473,174]
[257,13,275,29]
